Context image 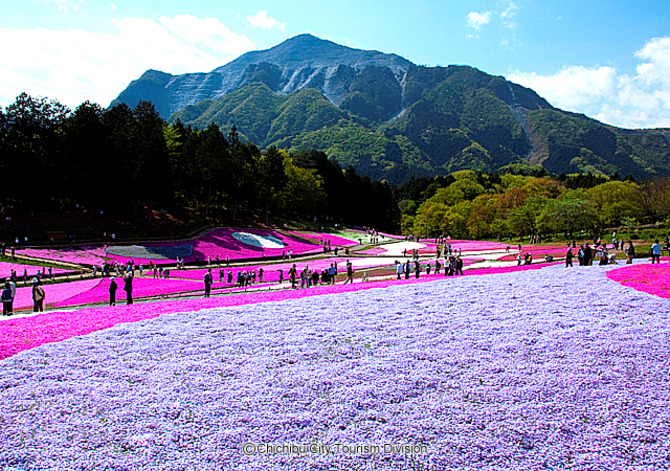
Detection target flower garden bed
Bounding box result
[0,261,72,280]
[494,246,571,262]
[0,261,558,360]
[15,246,108,266]
[606,260,670,298]
[0,263,668,469]
[105,228,322,265]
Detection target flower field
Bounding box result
[607,261,670,298]
[0,261,72,280]
[16,245,108,266]
[14,228,324,267]
[105,228,322,265]
[2,262,668,469]
[494,246,571,262]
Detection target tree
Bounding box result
[636,178,670,223]
[586,180,642,227]
[62,101,109,207]
[536,199,593,236]
[278,159,326,216]
[1,93,69,204]
[428,186,465,206]
[256,146,289,224]
[466,194,499,239]
[507,196,549,237]
[443,201,473,239]
[226,127,258,220]
[195,123,229,218]
[412,201,448,237]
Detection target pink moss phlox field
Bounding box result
[443,239,508,252]
[2,263,669,469]
[496,246,572,261]
[168,256,487,284]
[607,262,670,298]
[0,261,71,279]
[104,228,322,265]
[356,246,388,255]
[15,246,108,266]
[0,261,559,360]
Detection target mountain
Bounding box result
[112,34,411,119]
[112,34,670,184]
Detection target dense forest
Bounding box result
[1,94,669,243]
[396,169,670,240]
[0,94,398,236]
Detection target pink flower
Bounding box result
[607,260,670,298]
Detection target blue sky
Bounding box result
[1,0,670,128]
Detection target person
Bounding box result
[599,251,609,265]
[31,278,45,312]
[343,261,354,284]
[328,263,336,284]
[565,247,573,267]
[300,266,308,288]
[583,243,593,266]
[109,277,118,306]
[123,273,133,305]
[414,260,421,278]
[404,260,410,280]
[278,269,284,284]
[289,264,297,288]
[396,260,403,280]
[651,239,662,264]
[2,280,13,316]
[455,255,464,275]
[204,269,212,297]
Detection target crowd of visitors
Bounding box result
[3,230,669,314]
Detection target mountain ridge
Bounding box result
[112,34,670,184]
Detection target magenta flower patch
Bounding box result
[16,245,108,266]
[105,228,322,265]
[0,261,72,280]
[607,260,670,298]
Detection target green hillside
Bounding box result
[170,65,670,184]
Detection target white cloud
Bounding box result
[507,36,670,129]
[158,15,254,54]
[468,2,519,31]
[40,0,83,11]
[467,11,492,30]
[508,65,617,108]
[500,1,519,30]
[0,16,255,110]
[247,10,285,31]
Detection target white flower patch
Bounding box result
[231,232,285,249]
